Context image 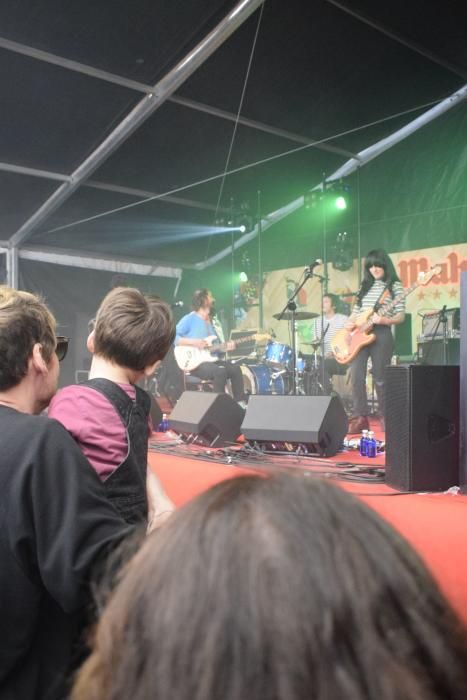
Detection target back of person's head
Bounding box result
[192,288,211,311]
[0,285,56,391]
[93,287,175,371]
[72,473,467,700]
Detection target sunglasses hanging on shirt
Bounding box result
[55,336,69,362]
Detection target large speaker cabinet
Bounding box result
[460,272,467,491]
[385,364,459,492]
[241,395,348,457]
[168,391,244,446]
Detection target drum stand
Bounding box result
[276,270,314,395]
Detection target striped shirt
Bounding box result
[311,313,349,355]
[352,280,405,317]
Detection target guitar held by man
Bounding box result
[174,288,250,406]
[175,332,270,371]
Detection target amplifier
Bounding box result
[417,338,460,366]
[422,307,460,337]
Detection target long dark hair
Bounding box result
[72,474,467,700]
[357,249,400,303]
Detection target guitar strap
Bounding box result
[211,314,225,343]
[373,284,391,312]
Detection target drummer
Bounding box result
[310,293,349,392]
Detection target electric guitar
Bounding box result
[175,333,270,371]
[331,266,441,365]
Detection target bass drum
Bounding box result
[241,364,288,395]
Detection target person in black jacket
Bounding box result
[0,286,132,700]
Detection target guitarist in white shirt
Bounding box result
[175,289,247,406]
[346,250,405,434]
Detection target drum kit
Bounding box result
[239,311,326,397]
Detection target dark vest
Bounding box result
[82,378,150,524]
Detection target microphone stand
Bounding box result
[422,306,447,365]
[317,272,328,394]
[440,305,449,365]
[277,274,308,395]
[277,268,326,395]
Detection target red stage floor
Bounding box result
[149,423,467,626]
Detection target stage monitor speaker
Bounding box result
[168,391,244,446]
[241,395,348,457]
[385,364,459,492]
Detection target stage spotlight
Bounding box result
[239,271,248,283]
[304,190,322,209]
[239,224,247,233]
[305,179,350,212]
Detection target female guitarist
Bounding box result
[346,250,405,434]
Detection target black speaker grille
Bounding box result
[385,365,459,491]
[385,365,411,490]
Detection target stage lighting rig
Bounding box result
[304,179,350,211]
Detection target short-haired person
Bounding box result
[72,473,467,700]
[310,292,348,393]
[175,288,246,405]
[0,286,131,700]
[347,249,405,434]
[49,287,176,526]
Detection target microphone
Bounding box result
[305,259,323,272]
[171,300,184,308]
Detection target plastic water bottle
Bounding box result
[158,413,169,432]
[366,430,377,458]
[359,430,368,457]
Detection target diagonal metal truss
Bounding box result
[1,0,465,283]
[7,0,265,252]
[325,0,467,81]
[0,37,358,160]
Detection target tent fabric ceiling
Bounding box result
[0,0,466,268]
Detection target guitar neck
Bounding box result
[215,334,257,353]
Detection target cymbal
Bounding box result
[273,311,318,321]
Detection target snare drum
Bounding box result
[241,364,288,395]
[263,341,293,367]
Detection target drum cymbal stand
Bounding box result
[276,268,314,395]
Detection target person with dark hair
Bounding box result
[310,293,348,393]
[72,472,467,700]
[49,287,176,526]
[346,249,405,433]
[174,288,246,405]
[0,286,131,700]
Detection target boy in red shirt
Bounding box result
[49,287,175,527]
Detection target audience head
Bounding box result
[73,473,467,700]
[92,287,175,374]
[0,285,57,396]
